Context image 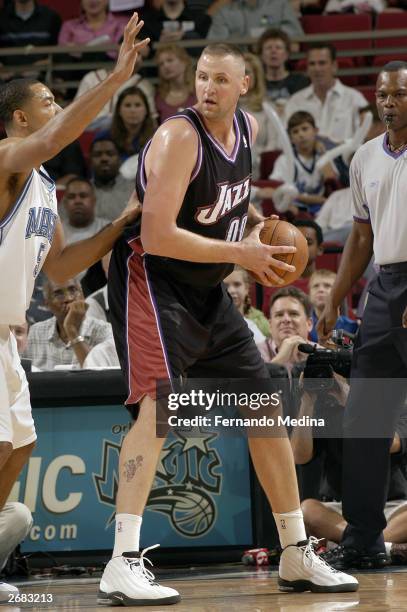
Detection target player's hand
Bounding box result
[112,13,150,84]
[64,300,88,338]
[239,221,296,287]
[402,305,407,328]
[317,301,340,344]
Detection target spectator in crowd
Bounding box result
[308,269,358,342]
[26,272,51,325]
[291,379,407,565]
[58,0,127,61]
[224,267,270,344]
[10,320,29,356]
[74,52,156,131]
[155,44,196,123]
[0,502,32,602]
[315,186,353,244]
[285,43,368,142]
[258,286,314,364]
[267,111,348,216]
[86,252,111,322]
[293,219,325,283]
[0,0,61,80]
[240,53,281,178]
[257,28,309,114]
[97,86,157,161]
[89,139,134,221]
[25,278,114,370]
[141,0,212,47]
[44,141,87,187]
[62,178,110,246]
[208,0,304,40]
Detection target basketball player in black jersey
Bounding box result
[100,44,358,605]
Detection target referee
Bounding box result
[318,61,407,569]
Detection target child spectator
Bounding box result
[308,269,358,342]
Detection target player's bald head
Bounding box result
[199,43,246,78]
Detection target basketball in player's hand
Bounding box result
[251,218,309,287]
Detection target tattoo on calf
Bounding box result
[123,455,143,482]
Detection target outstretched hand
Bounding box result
[113,13,150,84]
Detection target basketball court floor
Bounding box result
[2,565,407,611]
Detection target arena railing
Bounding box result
[1,28,407,90]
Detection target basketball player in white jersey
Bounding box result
[318,61,407,570]
[0,14,148,599]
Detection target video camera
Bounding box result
[298,329,355,393]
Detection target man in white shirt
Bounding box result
[285,43,367,142]
[318,61,407,571]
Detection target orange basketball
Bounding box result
[251,219,309,287]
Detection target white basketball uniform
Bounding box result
[0,167,58,448]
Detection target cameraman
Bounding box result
[290,375,407,566]
[258,287,315,369]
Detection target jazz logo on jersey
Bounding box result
[195,177,250,225]
[25,206,57,243]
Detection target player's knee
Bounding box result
[0,442,13,467]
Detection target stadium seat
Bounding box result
[375,12,407,48]
[78,130,97,165]
[259,150,282,179]
[252,179,283,217]
[41,0,81,21]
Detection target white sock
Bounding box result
[273,509,307,549]
[385,541,392,557]
[112,513,142,558]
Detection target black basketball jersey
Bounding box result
[135,106,253,287]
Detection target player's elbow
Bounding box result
[141,218,176,256]
[291,441,313,465]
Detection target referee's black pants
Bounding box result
[341,263,407,553]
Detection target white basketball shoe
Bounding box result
[98,545,180,606]
[0,581,19,603]
[279,537,359,593]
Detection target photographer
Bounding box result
[290,372,407,566]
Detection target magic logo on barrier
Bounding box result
[93,427,222,538]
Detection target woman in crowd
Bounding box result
[155,44,196,123]
[97,86,157,161]
[58,0,127,61]
[240,53,282,179]
[224,267,270,345]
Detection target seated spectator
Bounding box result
[293,219,325,284]
[142,0,212,48]
[0,0,61,80]
[315,186,353,244]
[259,219,325,316]
[208,0,304,40]
[26,271,51,324]
[285,43,368,142]
[0,502,32,602]
[83,338,119,368]
[257,28,309,115]
[62,178,110,245]
[258,286,314,365]
[74,52,156,131]
[58,0,127,61]
[291,379,407,565]
[308,269,358,342]
[44,141,86,187]
[224,267,269,344]
[155,44,197,123]
[264,111,348,216]
[89,139,134,220]
[240,52,282,179]
[86,252,111,321]
[96,87,157,161]
[25,278,114,370]
[10,320,29,356]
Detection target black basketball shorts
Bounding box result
[108,234,270,406]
